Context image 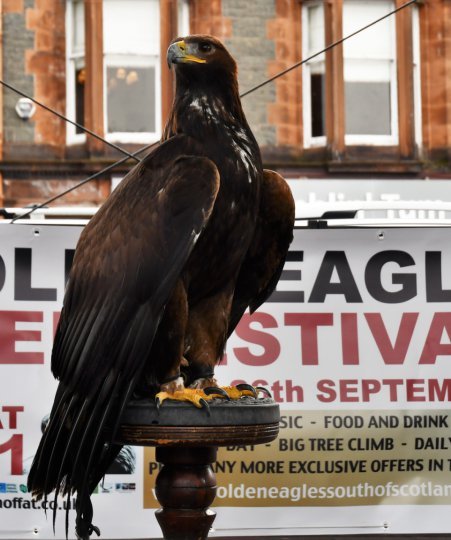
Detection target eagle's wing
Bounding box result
[228,169,295,335]
[28,135,219,513]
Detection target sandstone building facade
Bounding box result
[0,0,449,207]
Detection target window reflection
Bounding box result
[107,67,155,133]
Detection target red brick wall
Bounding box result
[419,0,451,158]
[190,0,232,39]
[26,0,66,154]
[267,0,303,149]
[3,177,111,208]
[3,0,23,13]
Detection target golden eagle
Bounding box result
[28,35,295,538]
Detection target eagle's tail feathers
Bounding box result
[111,373,138,442]
[44,393,78,500]
[52,398,89,535]
[70,371,119,490]
[78,375,121,493]
[65,491,71,539]
[70,374,123,540]
[28,387,75,500]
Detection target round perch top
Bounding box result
[116,397,280,447]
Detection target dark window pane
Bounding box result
[311,73,325,137]
[107,66,155,133]
[75,68,85,134]
[345,81,391,135]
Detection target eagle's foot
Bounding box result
[156,388,210,409]
[155,378,212,410]
[155,383,235,413]
[198,382,273,400]
[190,378,273,401]
[219,383,272,400]
[155,379,272,412]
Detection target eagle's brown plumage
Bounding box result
[28,35,295,538]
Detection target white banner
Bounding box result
[1,222,451,538]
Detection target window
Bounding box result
[66,0,186,147]
[302,0,420,154]
[66,0,86,143]
[412,4,422,149]
[343,0,397,145]
[103,0,161,142]
[178,0,190,36]
[302,2,326,146]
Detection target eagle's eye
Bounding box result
[199,42,213,53]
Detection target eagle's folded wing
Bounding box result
[28,136,219,509]
[228,169,295,335]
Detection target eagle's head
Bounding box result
[167,35,237,86]
[163,34,248,137]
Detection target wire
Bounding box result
[9,0,416,221]
[240,0,417,98]
[0,79,141,163]
[10,144,153,222]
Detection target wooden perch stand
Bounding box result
[116,397,280,540]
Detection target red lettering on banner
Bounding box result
[0,406,24,429]
[429,378,451,400]
[229,310,451,367]
[316,378,451,403]
[286,380,304,401]
[341,313,359,365]
[0,434,23,475]
[226,377,451,404]
[339,379,360,402]
[272,380,285,402]
[252,379,269,388]
[317,379,336,402]
[361,379,382,401]
[365,312,419,364]
[0,311,43,364]
[382,379,404,400]
[406,379,427,401]
[284,313,333,365]
[419,313,451,364]
[234,312,280,366]
[229,379,303,403]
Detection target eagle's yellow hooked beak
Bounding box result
[167,40,207,67]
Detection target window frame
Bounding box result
[103,53,162,144]
[301,0,420,156]
[102,0,162,144]
[412,3,422,150]
[178,0,190,36]
[66,0,184,149]
[342,0,399,147]
[302,1,326,148]
[66,0,86,146]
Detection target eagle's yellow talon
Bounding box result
[155,388,214,409]
[155,391,172,409]
[221,385,258,399]
[155,384,264,409]
[204,386,230,400]
[236,383,258,397]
